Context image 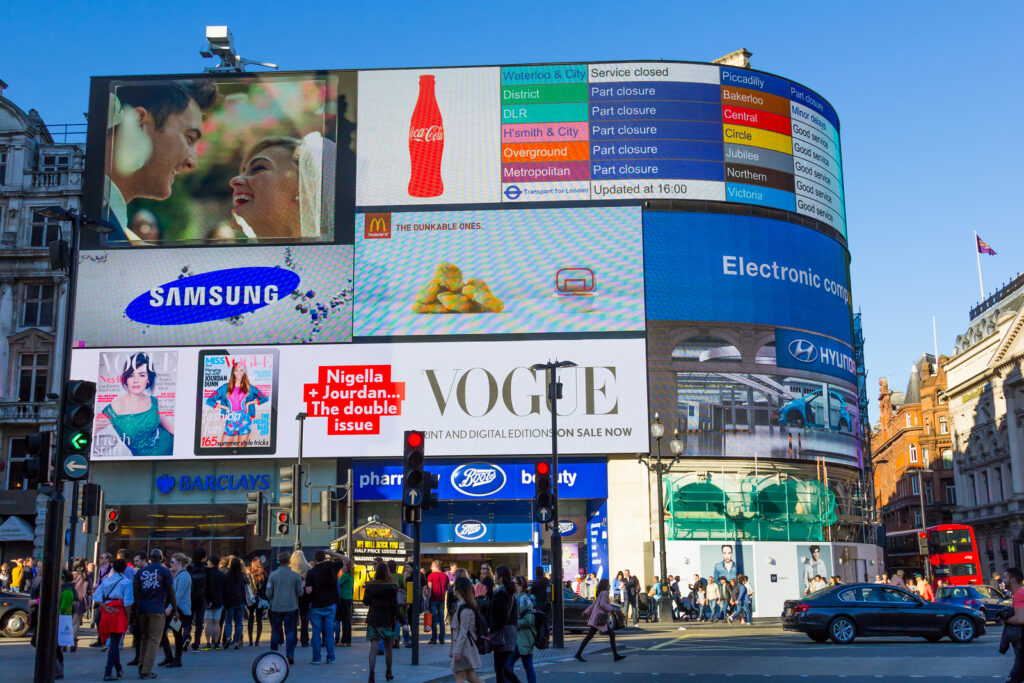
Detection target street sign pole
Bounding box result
[410,505,421,666]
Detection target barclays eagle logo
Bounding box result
[156,474,175,494]
[788,339,818,364]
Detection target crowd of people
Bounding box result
[609,569,755,625]
[0,556,39,592]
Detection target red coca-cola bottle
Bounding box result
[408,75,444,198]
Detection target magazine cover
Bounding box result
[195,348,279,455]
[93,350,178,458]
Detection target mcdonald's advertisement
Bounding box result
[72,244,354,347]
[354,205,645,337]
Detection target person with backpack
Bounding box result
[508,576,538,683]
[187,548,207,651]
[489,565,522,683]
[449,576,485,683]
[574,578,625,663]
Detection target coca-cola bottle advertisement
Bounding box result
[408,75,444,197]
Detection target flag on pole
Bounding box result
[977,234,997,255]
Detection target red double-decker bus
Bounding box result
[928,524,982,586]
[884,524,983,586]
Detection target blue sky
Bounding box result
[4,1,1022,420]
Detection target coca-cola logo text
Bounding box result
[409,125,444,142]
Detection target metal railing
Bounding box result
[0,401,58,422]
[970,272,1024,320]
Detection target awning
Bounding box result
[0,515,35,542]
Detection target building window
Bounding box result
[981,472,990,505]
[911,475,920,495]
[21,283,55,327]
[906,413,912,428]
[924,480,933,505]
[17,352,49,402]
[909,443,918,463]
[913,509,922,527]
[30,212,60,248]
[945,481,957,505]
[40,154,70,172]
[942,449,954,470]
[996,468,1005,502]
[0,149,7,184]
[939,417,948,434]
[923,448,930,466]
[6,437,36,490]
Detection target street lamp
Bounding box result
[529,359,576,649]
[638,413,682,623]
[915,466,934,583]
[32,206,112,683]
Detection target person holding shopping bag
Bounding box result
[574,579,626,663]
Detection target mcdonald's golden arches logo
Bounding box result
[364,213,392,239]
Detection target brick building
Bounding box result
[872,354,956,575]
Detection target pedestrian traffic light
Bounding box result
[62,380,96,458]
[24,432,52,486]
[534,461,553,523]
[276,510,290,535]
[402,430,426,508]
[104,508,120,534]
[279,463,301,524]
[246,491,265,536]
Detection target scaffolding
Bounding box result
[664,471,838,542]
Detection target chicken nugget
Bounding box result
[433,262,464,292]
[412,301,451,314]
[462,278,504,313]
[438,292,483,313]
[416,279,444,304]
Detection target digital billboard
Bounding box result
[354,205,644,337]
[643,211,853,343]
[73,244,353,347]
[88,72,356,247]
[71,337,649,460]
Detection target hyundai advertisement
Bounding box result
[354,206,644,337]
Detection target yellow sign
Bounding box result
[960,383,990,403]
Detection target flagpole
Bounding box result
[932,315,939,373]
[975,230,985,300]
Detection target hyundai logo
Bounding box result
[125,267,300,326]
[454,520,487,541]
[450,463,507,497]
[788,339,818,364]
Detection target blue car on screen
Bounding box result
[777,389,852,433]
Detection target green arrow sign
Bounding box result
[69,431,90,451]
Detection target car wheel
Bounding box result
[1,611,30,638]
[808,633,829,643]
[948,616,976,643]
[828,616,856,644]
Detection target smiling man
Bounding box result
[105,80,218,244]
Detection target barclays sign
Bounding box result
[451,463,507,497]
[454,520,488,541]
[156,473,272,494]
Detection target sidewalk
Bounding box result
[0,627,608,682]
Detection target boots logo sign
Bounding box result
[454,520,487,541]
[451,462,506,497]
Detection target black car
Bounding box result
[0,590,32,638]
[782,583,985,644]
[560,587,626,632]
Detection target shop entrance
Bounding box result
[420,544,532,578]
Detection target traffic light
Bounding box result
[104,508,120,534]
[421,471,439,511]
[279,463,301,524]
[247,491,265,536]
[917,531,929,555]
[402,430,426,508]
[533,461,553,523]
[63,380,96,457]
[24,432,52,486]
[81,483,101,534]
[276,510,290,536]
[319,488,336,524]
